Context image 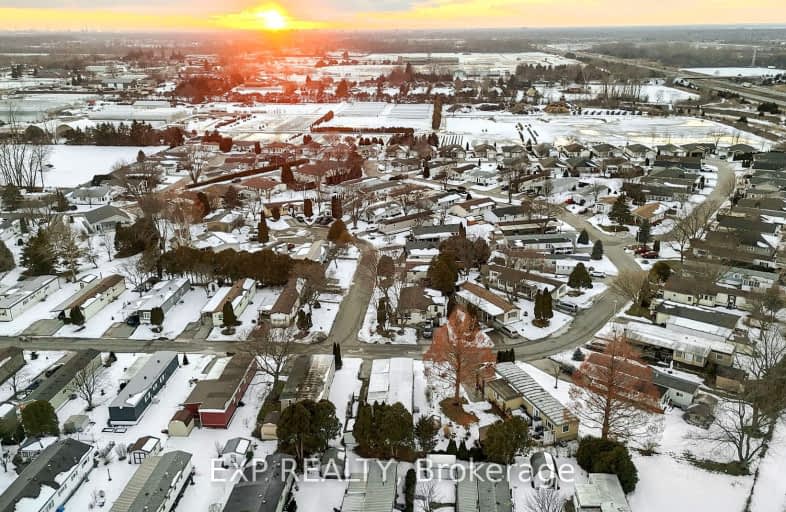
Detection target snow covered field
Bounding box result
[42,145,167,188]
[445,113,770,149]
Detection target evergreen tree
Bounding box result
[568,263,592,289]
[2,185,22,211]
[69,307,85,326]
[21,400,59,437]
[296,310,309,331]
[53,190,70,212]
[222,301,237,326]
[258,218,269,243]
[150,306,164,327]
[446,439,459,456]
[281,164,295,184]
[331,196,342,219]
[427,254,458,295]
[333,343,343,370]
[107,351,118,364]
[483,417,529,464]
[543,289,554,319]
[303,198,313,218]
[533,290,544,321]
[0,239,15,272]
[414,415,439,454]
[637,219,651,244]
[21,229,56,275]
[19,217,28,234]
[577,228,589,245]
[591,240,604,260]
[609,194,632,225]
[182,353,190,365]
[457,440,470,460]
[572,347,585,361]
[653,239,661,253]
[136,150,146,163]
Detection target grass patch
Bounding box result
[440,397,479,428]
[684,452,749,476]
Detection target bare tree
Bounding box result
[526,488,566,512]
[184,143,210,184]
[118,257,154,295]
[99,231,115,261]
[691,398,768,467]
[242,324,296,388]
[114,160,161,202]
[0,110,51,189]
[415,479,441,512]
[669,199,719,263]
[66,359,103,411]
[609,270,651,308]
[569,334,662,440]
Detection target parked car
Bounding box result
[421,324,433,339]
[589,270,606,278]
[498,325,520,338]
[555,301,579,314]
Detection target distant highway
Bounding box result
[573,50,786,108]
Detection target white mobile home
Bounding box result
[0,276,60,322]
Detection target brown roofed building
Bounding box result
[183,353,258,428]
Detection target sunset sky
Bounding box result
[0,0,784,31]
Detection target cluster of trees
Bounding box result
[175,75,243,103]
[276,399,341,468]
[427,234,490,295]
[533,288,554,326]
[354,402,415,458]
[21,221,90,279]
[159,246,293,286]
[496,348,516,363]
[63,121,160,146]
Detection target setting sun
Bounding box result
[256,8,287,31]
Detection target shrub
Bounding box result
[576,437,638,493]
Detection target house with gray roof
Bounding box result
[0,439,95,512]
[340,459,398,512]
[222,453,295,512]
[0,275,60,322]
[280,354,335,410]
[109,351,178,425]
[489,362,579,443]
[653,369,701,409]
[79,205,133,232]
[24,349,102,411]
[573,473,631,512]
[111,450,193,512]
[456,462,513,512]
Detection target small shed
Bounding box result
[168,409,195,437]
[221,437,252,467]
[63,414,90,434]
[260,411,280,441]
[129,435,161,464]
[683,394,718,429]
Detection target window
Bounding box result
[562,424,570,433]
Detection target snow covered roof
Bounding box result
[109,351,177,408]
[367,358,414,412]
[0,439,92,511]
[495,362,576,425]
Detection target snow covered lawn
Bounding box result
[42,145,167,188]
